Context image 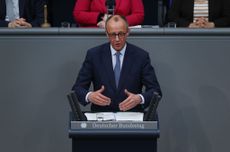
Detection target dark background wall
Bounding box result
[46,0,76,27]
[0,28,230,152]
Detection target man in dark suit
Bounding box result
[72,15,162,112]
[0,0,44,27]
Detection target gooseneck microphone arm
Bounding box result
[106,0,116,15]
[143,92,162,121]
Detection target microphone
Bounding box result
[106,0,116,15]
[67,91,87,121]
[143,92,161,121]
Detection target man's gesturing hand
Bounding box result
[119,89,142,111]
[88,85,111,106]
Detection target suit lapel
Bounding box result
[102,43,117,91]
[101,43,134,91]
[118,44,133,91]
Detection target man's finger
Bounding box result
[92,95,109,106]
[119,96,132,110]
[98,94,111,104]
[97,85,105,93]
[124,89,132,96]
[93,98,108,106]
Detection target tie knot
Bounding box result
[115,52,121,57]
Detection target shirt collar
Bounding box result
[110,44,127,56]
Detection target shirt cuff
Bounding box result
[85,91,92,103]
[138,94,145,104]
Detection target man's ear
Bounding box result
[126,28,130,36]
[106,32,109,38]
[105,28,109,38]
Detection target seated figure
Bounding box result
[167,0,230,28]
[0,0,44,28]
[73,0,144,28]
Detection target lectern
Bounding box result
[68,116,160,152]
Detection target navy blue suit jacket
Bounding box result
[0,0,44,27]
[72,42,162,112]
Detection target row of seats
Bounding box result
[46,0,170,27]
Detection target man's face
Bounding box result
[106,19,129,51]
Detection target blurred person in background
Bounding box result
[0,0,44,28]
[73,0,144,28]
[167,0,230,28]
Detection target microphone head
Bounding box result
[106,0,116,6]
[106,0,116,15]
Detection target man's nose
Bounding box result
[115,35,119,41]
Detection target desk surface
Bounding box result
[1,27,230,36]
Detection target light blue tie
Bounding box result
[114,52,121,88]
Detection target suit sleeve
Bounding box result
[29,0,44,27]
[0,20,9,27]
[125,0,144,26]
[141,53,162,108]
[212,0,230,27]
[72,50,93,106]
[0,0,8,27]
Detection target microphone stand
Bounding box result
[41,4,51,28]
[106,0,116,15]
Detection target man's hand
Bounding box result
[189,17,215,28]
[88,85,111,106]
[8,19,21,28]
[18,18,32,28]
[97,14,111,28]
[189,22,200,28]
[203,22,215,28]
[97,20,105,28]
[8,18,32,28]
[119,89,142,111]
